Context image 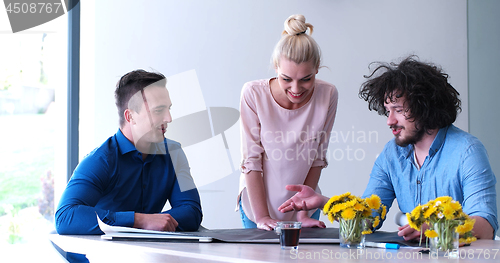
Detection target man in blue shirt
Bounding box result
[279,56,497,240]
[55,69,202,236]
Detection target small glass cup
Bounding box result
[429,222,459,258]
[275,221,302,250]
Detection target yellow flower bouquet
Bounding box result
[407,196,476,254]
[323,192,387,248]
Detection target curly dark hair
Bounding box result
[115,69,166,126]
[358,56,461,133]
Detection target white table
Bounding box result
[49,234,500,263]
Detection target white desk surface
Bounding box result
[50,234,500,263]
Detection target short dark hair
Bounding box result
[358,56,461,133]
[115,69,166,126]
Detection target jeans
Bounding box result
[239,200,320,228]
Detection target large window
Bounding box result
[0,10,68,262]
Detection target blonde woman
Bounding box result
[238,14,338,230]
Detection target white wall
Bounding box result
[468,0,500,237]
[80,0,468,230]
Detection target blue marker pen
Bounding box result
[365,242,400,249]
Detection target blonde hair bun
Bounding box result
[283,14,314,36]
[272,14,321,69]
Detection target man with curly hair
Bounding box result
[279,56,497,241]
[358,56,497,240]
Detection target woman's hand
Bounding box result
[297,210,325,228]
[279,184,328,213]
[255,216,279,231]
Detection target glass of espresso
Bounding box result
[276,221,302,249]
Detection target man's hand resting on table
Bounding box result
[398,223,429,241]
[133,213,178,232]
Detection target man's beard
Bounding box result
[393,125,426,147]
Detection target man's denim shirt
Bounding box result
[363,125,498,235]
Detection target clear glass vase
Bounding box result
[429,221,459,258]
[339,217,365,249]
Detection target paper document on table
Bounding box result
[97,214,212,242]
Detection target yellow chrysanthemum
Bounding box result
[365,195,381,210]
[406,212,412,223]
[442,204,455,220]
[362,230,372,235]
[372,216,380,228]
[341,208,356,220]
[328,212,336,223]
[381,206,387,220]
[434,196,452,204]
[353,203,364,211]
[330,203,344,214]
[341,192,352,198]
[424,229,439,238]
[323,195,341,213]
[407,213,420,230]
[344,199,358,209]
[455,225,467,234]
[456,219,475,234]
[456,211,468,221]
[411,205,422,219]
[465,218,475,227]
[423,206,437,219]
[449,200,462,211]
[336,192,352,203]
[362,208,372,217]
[465,236,477,243]
[356,198,365,206]
[323,193,386,224]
